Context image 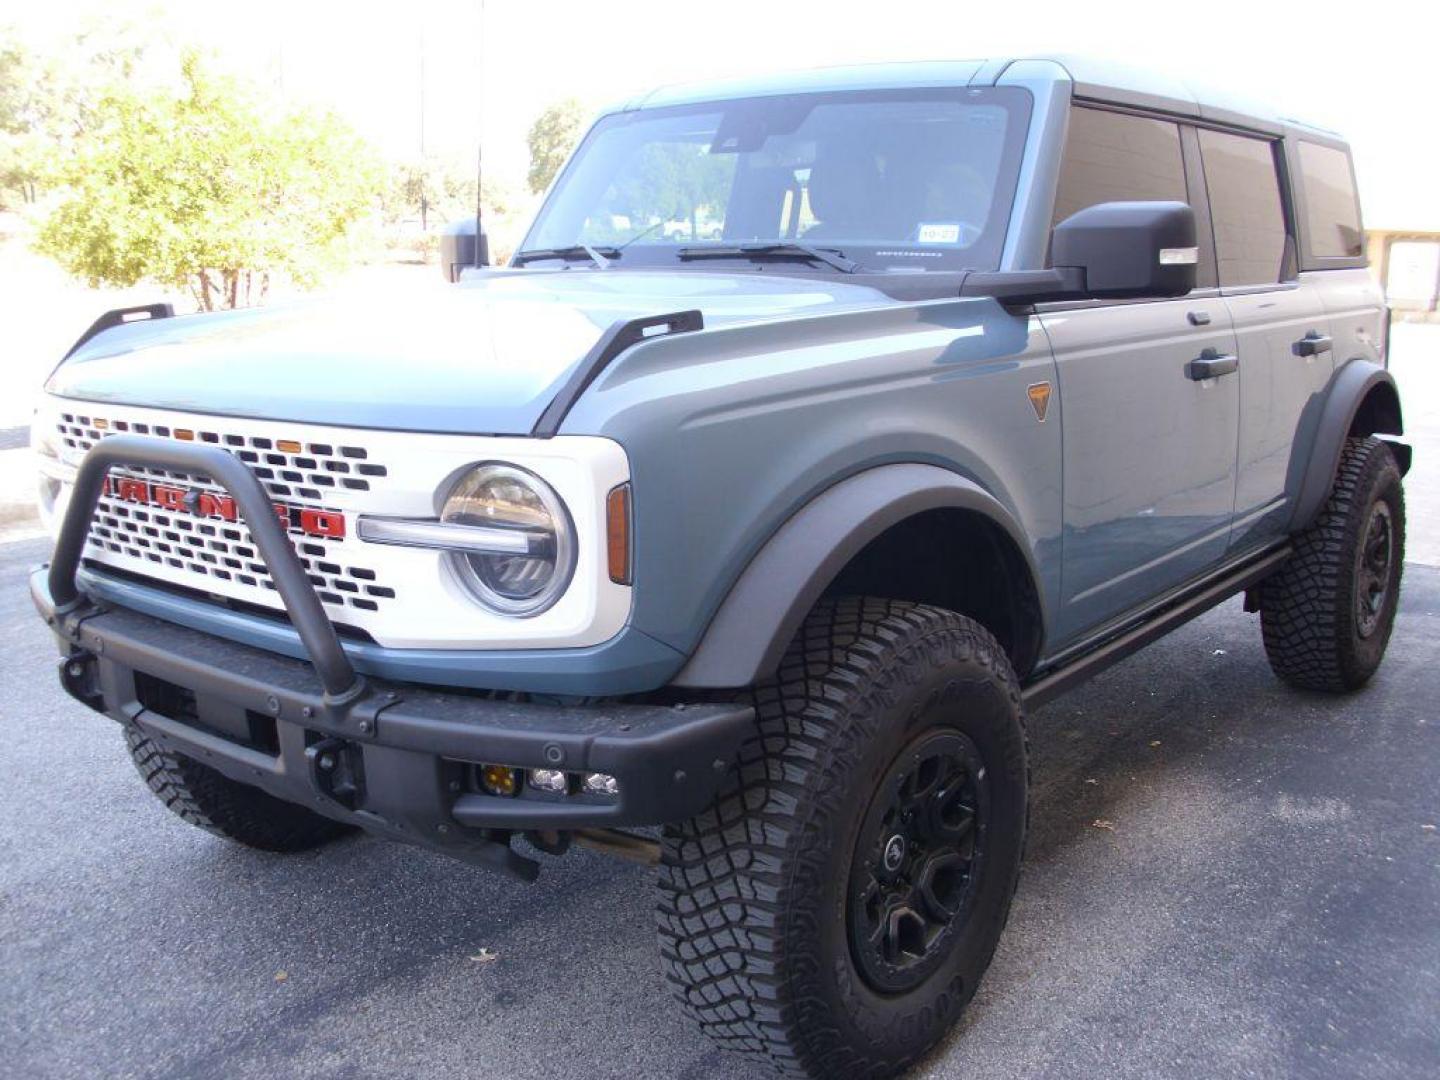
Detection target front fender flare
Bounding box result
[1289,359,1405,532]
[671,463,1041,689]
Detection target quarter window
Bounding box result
[1052,108,1187,225]
[1298,141,1363,258]
[1198,129,1289,286]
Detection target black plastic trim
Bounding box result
[63,304,174,361]
[1288,360,1404,532]
[1022,544,1292,709]
[672,464,1044,689]
[532,309,703,437]
[32,572,755,869]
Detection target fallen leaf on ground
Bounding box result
[274,971,288,983]
[1091,819,1115,831]
[469,949,499,964]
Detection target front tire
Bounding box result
[657,598,1029,1079]
[125,726,352,852]
[1261,435,1405,691]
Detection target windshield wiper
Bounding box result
[512,244,617,269]
[675,241,860,274]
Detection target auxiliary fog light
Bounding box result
[479,764,520,797]
[529,768,568,794]
[582,772,620,798]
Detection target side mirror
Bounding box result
[1051,200,1197,299]
[440,217,490,283]
[958,201,1198,307]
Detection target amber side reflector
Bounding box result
[277,439,303,453]
[606,483,632,585]
[93,418,109,430]
[174,428,195,441]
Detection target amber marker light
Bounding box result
[606,483,632,585]
[277,439,303,453]
[479,764,520,797]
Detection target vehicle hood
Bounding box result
[47,270,902,435]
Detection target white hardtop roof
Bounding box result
[616,55,1344,142]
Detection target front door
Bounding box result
[1039,104,1241,649]
[1041,301,1240,645]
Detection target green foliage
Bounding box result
[526,98,585,195]
[35,51,381,309]
[384,155,512,227]
[609,142,734,239]
[1,22,151,207]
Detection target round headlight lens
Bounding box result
[441,464,575,615]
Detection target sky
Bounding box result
[5,0,1438,228]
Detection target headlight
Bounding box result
[32,420,72,533]
[441,463,576,615]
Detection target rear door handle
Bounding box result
[1293,331,1333,357]
[1186,348,1238,381]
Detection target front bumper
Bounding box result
[34,571,751,878]
[33,434,753,880]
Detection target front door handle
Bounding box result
[1293,331,1333,357]
[1186,348,1238,381]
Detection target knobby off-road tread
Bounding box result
[1260,435,1404,691]
[656,597,1028,1079]
[125,725,351,852]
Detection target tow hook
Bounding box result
[305,736,365,810]
[58,651,104,712]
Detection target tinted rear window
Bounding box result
[1298,141,1363,258]
[1198,129,1289,286]
[1052,108,1187,225]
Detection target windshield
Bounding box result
[521,86,1031,273]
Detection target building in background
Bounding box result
[1368,221,1440,321]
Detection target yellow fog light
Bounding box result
[479,764,520,797]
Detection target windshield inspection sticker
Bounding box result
[917,222,962,244]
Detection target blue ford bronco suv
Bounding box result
[32,56,1407,1078]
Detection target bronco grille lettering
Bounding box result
[102,476,346,539]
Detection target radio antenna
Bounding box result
[473,0,487,267]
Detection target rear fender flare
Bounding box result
[1289,359,1405,532]
[671,463,1042,689]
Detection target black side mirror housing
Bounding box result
[1051,200,1197,298]
[959,200,1197,307]
[440,217,490,283]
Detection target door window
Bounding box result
[1297,141,1363,258]
[1198,129,1289,286]
[1052,108,1188,225]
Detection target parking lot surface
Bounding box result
[2,531,1437,1080]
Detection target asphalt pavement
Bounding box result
[2,531,1437,1080]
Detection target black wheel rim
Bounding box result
[847,730,987,995]
[1355,500,1394,640]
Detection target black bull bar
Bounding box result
[36,435,752,879]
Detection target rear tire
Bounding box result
[125,725,352,852]
[657,597,1029,1079]
[1261,435,1405,691]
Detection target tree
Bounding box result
[526,98,584,195]
[35,51,381,310]
[385,155,512,227]
[0,21,151,207]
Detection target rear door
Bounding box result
[1039,107,1240,648]
[1197,128,1335,550]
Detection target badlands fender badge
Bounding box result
[1027,382,1052,423]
